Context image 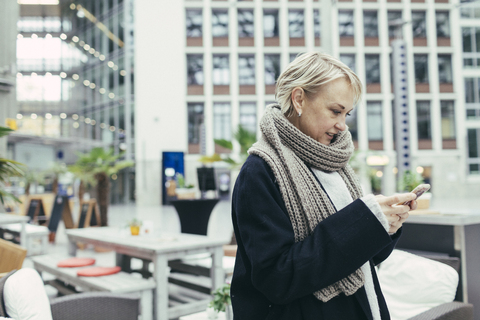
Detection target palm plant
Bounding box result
[0,127,25,204]
[69,147,134,226]
[210,124,257,169]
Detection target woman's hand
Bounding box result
[375,193,417,234]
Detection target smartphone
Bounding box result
[401,183,431,206]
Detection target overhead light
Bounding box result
[31,113,37,119]
[83,80,90,86]
[70,3,76,10]
[85,118,91,124]
[16,114,23,120]
[99,88,106,94]
[100,123,106,129]
[89,83,96,89]
[60,113,67,119]
[83,44,90,50]
[31,72,37,77]
[107,61,114,68]
[45,72,52,77]
[45,33,52,39]
[60,72,67,78]
[72,74,79,80]
[91,120,96,125]
[60,33,67,40]
[99,55,105,61]
[31,34,38,39]
[72,114,79,120]
[94,52,100,57]
[120,70,126,76]
[416,166,424,174]
[89,48,95,54]
[17,34,23,39]
[45,113,52,119]
[112,65,118,71]
[108,93,115,99]
[72,36,79,43]
[16,73,23,78]
[109,126,115,132]
[73,122,79,128]
[79,40,85,47]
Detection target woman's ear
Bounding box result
[291,87,304,115]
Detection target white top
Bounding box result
[312,169,389,320]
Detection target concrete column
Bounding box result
[134,0,187,206]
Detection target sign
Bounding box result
[47,195,74,242]
[25,197,47,225]
[77,199,101,228]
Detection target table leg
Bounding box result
[19,221,27,249]
[67,238,77,256]
[116,253,132,272]
[211,246,225,291]
[153,254,168,320]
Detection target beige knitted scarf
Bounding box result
[248,104,365,302]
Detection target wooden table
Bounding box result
[66,227,228,320]
[0,213,29,247]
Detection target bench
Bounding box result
[31,254,156,320]
[0,223,49,256]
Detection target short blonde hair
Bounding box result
[275,52,363,116]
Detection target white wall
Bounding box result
[15,143,55,171]
[134,0,187,206]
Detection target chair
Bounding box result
[0,238,27,278]
[50,292,141,320]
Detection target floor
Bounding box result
[21,199,234,299]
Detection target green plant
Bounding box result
[69,147,134,226]
[0,126,25,204]
[175,173,194,189]
[209,283,231,312]
[127,218,142,227]
[398,170,424,192]
[212,125,257,169]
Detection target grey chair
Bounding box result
[50,292,140,320]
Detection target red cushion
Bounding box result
[57,257,96,268]
[77,266,121,277]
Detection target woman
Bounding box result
[230,52,417,320]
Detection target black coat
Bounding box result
[231,155,401,320]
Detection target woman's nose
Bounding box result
[335,120,347,131]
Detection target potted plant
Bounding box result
[127,218,142,236]
[175,173,196,199]
[399,170,430,210]
[208,283,232,320]
[0,126,25,206]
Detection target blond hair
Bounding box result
[275,52,363,116]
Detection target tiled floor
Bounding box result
[21,199,234,299]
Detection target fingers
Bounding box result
[409,200,418,211]
[385,193,416,206]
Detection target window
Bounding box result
[187,103,204,152]
[186,9,202,37]
[264,10,279,38]
[365,55,380,83]
[367,101,383,141]
[363,11,378,38]
[465,78,480,119]
[460,0,480,19]
[438,55,453,83]
[462,27,480,68]
[288,10,304,38]
[340,54,356,72]
[416,101,432,148]
[346,107,357,142]
[264,54,281,85]
[213,103,231,140]
[414,55,429,83]
[212,55,229,85]
[338,11,354,37]
[388,11,402,38]
[412,11,427,38]
[468,129,480,174]
[441,101,456,149]
[238,9,254,38]
[238,55,255,85]
[314,9,320,39]
[436,12,450,38]
[187,55,203,85]
[212,10,228,37]
[16,75,62,101]
[239,102,257,135]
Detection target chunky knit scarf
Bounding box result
[248,104,365,302]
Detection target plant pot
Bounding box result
[206,307,219,319]
[416,192,431,210]
[176,188,196,199]
[130,225,140,236]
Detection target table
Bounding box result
[397,212,480,319]
[0,213,29,247]
[171,199,220,235]
[66,227,228,320]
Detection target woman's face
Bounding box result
[291,78,354,145]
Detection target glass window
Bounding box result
[414,55,429,83]
[416,101,431,140]
[238,9,254,38]
[187,55,204,85]
[440,101,456,140]
[438,55,453,83]
[340,54,356,72]
[239,102,257,135]
[288,10,304,38]
[460,0,480,19]
[412,11,427,38]
[264,54,281,85]
[188,103,204,145]
[367,102,383,141]
[212,9,229,37]
[388,11,402,38]
[463,27,473,53]
[314,9,320,38]
[186,9,202,37]
[467,129,480,175]
[462,27,480,68]
[363,11,378,38]
[238,55,255,85]
[213,103,231,140]
[264,10,279,38]
[338,11,354,37]
[436,12,450,38]
[365,55,380,84]
[346,107,357,141]
[212,55,230,85]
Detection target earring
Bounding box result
[298,112,302,117]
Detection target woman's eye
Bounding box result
[347,113,352,117]
[333,110,341,114]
